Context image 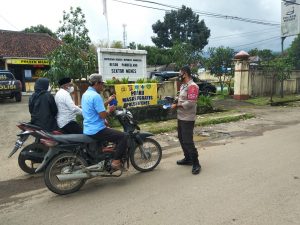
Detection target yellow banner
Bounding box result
[114,83,157,107]
[6,58,49,65]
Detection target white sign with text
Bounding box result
[98,48,147,81]
[281,0,300,37]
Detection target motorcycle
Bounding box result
[35,106,162,195]
[8,122,62,174]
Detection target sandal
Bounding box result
[111,160,122,171]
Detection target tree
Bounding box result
[46,6,96,87]
[287,33,300,69]
[169,42,202,71]
[152,5,210,51]
[248,48,275,63]
[268,55,292,99]
[56,6,91,51]
[23,24,56,38]
[204,46,235,94]
[128,42,172,67]
[110,40,123,48]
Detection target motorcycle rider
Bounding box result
[55,77,82,134]
[29,78,58,132]
[81,73,127,170]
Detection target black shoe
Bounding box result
[192,164,201,175]
[177,158,193,165]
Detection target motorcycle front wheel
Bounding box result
[44,153,88,195]
[130,137,162,172]
[18,143,48,174]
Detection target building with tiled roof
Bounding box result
[0,30,61,91]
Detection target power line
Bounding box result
[111,0,281,49]
[210,28,279,41]
[112,0,170,12]
[0,14,19,30]
[230,36,280,49]
[131,0,280,26]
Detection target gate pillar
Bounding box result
[233,51,250,100]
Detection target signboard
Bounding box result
[6,58,49,65]
[98,48,147,81]
[281,0,300,37]
[114,83,157,107]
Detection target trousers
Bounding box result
[177,119,199,162]
[61,121,83,134]
[89,127,127,160]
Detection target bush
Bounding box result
[197,95,213,114]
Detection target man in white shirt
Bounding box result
[55,77,82,134]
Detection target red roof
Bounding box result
[0,30,61,58]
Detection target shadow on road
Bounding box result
[0,175,44,206]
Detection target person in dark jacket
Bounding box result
[29,78,58,132]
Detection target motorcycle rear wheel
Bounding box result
[18,143,48,174]
[130,138,162,172]
[44,153,88,195]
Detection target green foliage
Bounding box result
[248,48,275,63]
[287,33,300,69]
[204,46,235,93]
[265,55,293,98]
[128,42,172,66]
[136,78,146,83]
[169,42,204,70]
[205,46,234,75]
[23,24,56,38]
[197,95,212,108]
[246,95,300,106]
[105,79,120,85]
[56,7,91,51]
[152,5,210,51]
[121,77,129,84]
[110,40,123,48]
[268,55,292,82]
[136,78,158,83]
[46,6,96,85]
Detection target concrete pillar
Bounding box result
[233,51,250,100]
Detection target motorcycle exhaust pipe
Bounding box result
[56,172,100,181]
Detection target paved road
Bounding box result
[0,97,300,224]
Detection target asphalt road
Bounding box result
[0,97,300,225]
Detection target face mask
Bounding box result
[48,85,52,92]
[67,86,74,93]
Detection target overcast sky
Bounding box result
[0,0,294,52]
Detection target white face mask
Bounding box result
[48,85,52,92]
[67,86,74,93]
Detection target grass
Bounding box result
[137,111,254,134]
[245,94,300,106]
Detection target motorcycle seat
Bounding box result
[20,122,43,130]
[48,134,96,144]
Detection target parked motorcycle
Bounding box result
[8,122,62,174]
[35,106,162,195]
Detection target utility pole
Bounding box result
[123,24,127,48]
